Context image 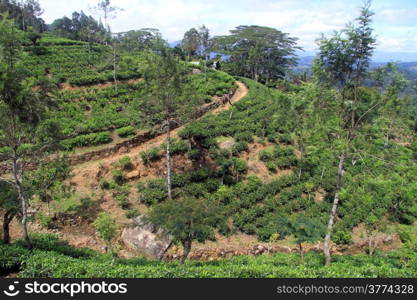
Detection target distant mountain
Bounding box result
[294,56,417,80]
[169,40,181,47]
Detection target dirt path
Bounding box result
[70,81,248,187]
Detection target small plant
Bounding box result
[140,147,161,165]
[116,126,136,138]
[37,213,54,229]
[188,149,201,161]
[118,156,133,171]
[259,148,274,162]
[332,230,353,245]
[266,161,277,172]
[99,179,111,190]
[125,209,140,219]
[232,141,249,156]
[94,212,118,255]
[112,170,125,185]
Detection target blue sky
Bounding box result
[38,0,417,61]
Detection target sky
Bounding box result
[38,0,417,61]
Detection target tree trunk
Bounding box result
[298,242,304,264]
[181,239,192,263]
[323,152,345,265]
[12,158,32,249]
[3,209,16,244]
[166,121,173,201]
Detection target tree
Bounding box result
[275,214,324,264]
[27,158,71,214]
[181,27,200,60]
[212,25,300,82]
[50,11,106,42]
[0,180,19,244]
[142,48,201,200]
[313,0,377,265]
[94,212,118,255]
[0,0,45,32]
[116,28,165,52]
[0,17,60,248]
[90,0,122,37]
[147,197,224,263]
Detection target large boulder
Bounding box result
[121,216,173,259]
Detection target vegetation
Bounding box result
[0,0,416,279]
[0,234,416,278]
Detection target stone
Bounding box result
[218,138,236,150]
[126,170,140,180]
[118,146,129,154]
[121,216,173,260]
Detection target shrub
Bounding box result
[112,185,130,209]
[235,132,254,143]
[232,141,249,156]
[94,213,118,253]
[118,156,133,171]
[112,170,125,185]
[171,139,189,155]
[116,126,136,138]
[266,161,277,172]
[37,213,54,229]
[61,132,112,150]
[259,148,274,162]
[125,209,140,219]
[140,148,161,165]
[332,230,353,245]
[99,179,111,190]
[188,149,201,161]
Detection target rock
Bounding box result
[219,138,236,150]
[118,146,129,154]
[121,216,173,260]
[126,170,140,180]
[271,245,292,253]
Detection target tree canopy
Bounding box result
[212,25,300,82]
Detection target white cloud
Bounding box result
[37,0,417,54]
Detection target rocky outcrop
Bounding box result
[121,216,173,260]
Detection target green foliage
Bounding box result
[93,213,118,249]
[37,213,54,229]
[61,131,112,150]
[212,25,299,82]
[99,179,111,190]
[147,197,225,260]
[0,236,415,278]
[111,185,130,209]
[116,126,136,138]
[112,170,125,185]
[332,230,353,245]
[118,156,133,171]
[125,209,140,219]
[140,147,162,165]
[232,141,249,156]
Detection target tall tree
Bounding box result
[313,0,377,265]
[142,48,201,200]
[181,27,200,60]
[148,197,224,262]
[116,28,165,52]
[0,17,60,248]
[212,25,300,82]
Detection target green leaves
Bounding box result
[93,212,118,246]
[212,25,300,82]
